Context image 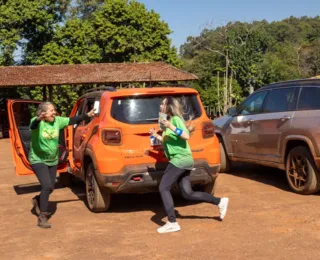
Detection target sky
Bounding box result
[139,0,320,50]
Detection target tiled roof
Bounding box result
[0,62,198,87]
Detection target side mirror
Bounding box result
[227,107,238,117]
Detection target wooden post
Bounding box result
[42,86,47,101]
[48,86,53,102]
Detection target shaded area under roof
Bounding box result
[0,62,198,88]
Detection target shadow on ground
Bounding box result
[13,181,65,195]
[15,161,301,223]
[68,182,222,226]
[224,162,292,192]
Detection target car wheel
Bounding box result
[286,146,320,195]
[58,172,74,187]
[86,163,111,212]
[219,141,231,173]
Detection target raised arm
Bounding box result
[68,108,96,125]
[29,112,47,130]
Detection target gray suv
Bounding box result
[214,79,320,195]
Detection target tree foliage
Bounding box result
[181,16,320,113]
[1,2,320,116]
[0,0,180,114]
[39,0,180,66]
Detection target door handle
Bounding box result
[281,116,291,122]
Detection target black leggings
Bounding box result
[31,163,57,212]
[159,163,221,222]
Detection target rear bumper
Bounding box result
[95,159,220,193]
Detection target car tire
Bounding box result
[286,146,320,195]
[58,172,74,187]
[219,141,231,173]
[86,163,111,212]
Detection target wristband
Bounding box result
[174,127,183,136]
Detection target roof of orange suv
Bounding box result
[81,86,199,99]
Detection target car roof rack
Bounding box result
[84,86,116,93]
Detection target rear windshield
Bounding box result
[111,94,202,124]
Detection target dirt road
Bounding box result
[0,138,320,260]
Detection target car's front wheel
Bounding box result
[86,163,111,212]
[219,140,231,173]
[286,146,320,195]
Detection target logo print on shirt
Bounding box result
[42,128,59,140]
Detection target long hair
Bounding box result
[36,102,54,116]
[164,96,195,133]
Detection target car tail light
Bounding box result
[202,121,215,139]
[101,129,122,145]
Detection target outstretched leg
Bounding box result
[178,172,220,205]
[178,172,229,220]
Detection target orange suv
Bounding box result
[8,86,220,212]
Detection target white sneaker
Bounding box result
[218,197,229,220]
[157,221,181,234]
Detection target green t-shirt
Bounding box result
[29,116,70,166]
[162,116,194,169]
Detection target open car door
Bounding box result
[7,100,69,176]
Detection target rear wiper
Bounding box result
[130,118,159,123]
[145,118,159,121]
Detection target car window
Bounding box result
[83,98,95,125]
[111,94,201,124]
[75,100,85,116]
[73,99,85,128]
[238,91,268,115]
[297,87,320,110]
[264,87,297,113]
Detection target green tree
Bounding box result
[40,0,180,66]
[20,0,71,65]
[37,19,101,65]
[0,0,71,100]
[0,0,25,65]
[181,16,320,114]
[307,41,320,76]
[32,0,180,114]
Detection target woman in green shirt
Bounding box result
[30,102,95,228]
[150,97,229,234]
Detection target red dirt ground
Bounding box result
[1,138,320,260]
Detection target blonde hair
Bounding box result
[164,96,195,133]
[36,102,54,116]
